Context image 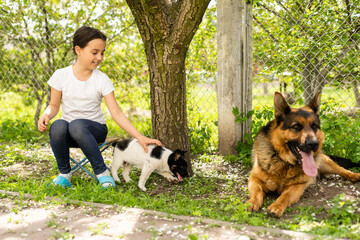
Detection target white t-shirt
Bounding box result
[48,65,115,124]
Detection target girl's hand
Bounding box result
[38,114,50,132]
[137,135,162,152]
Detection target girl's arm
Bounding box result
[37,87,61,132]
[104,91,161,152]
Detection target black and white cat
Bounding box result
[111,139,189,191]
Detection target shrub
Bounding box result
[188,106,217,154]
[233,106,273,165]
[321,98,360,165]
[0,118,46,143]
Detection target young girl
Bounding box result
[38,26,161,188]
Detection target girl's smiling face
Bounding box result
[75,38,106,70]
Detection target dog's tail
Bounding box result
[105,137,123,147]
[329,155,360,169]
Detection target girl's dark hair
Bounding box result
[72,26,107,54]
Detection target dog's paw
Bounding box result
[113,177,121,183]
[123,177,132,183]
[139,185,147,191]
[267,203,285,217]
[348,172,360,182]
[166,176,177,182]
[247,200,261,212]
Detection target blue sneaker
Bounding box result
[49,175,72,188]
[98,175,115,189]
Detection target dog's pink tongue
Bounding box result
[300,151,318,177]
[177,173,183,182]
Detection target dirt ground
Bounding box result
[290,174,360,216]
[1,146,360,239]
[1,190,328,240]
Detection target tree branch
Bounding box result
[168,0,210,52]
[253,15,278,42]
[84,0,100,26]
[342,0,359,49]
[126,0,210,56]
[316,43,356,83]
[257,2,290,25]
[274,0,298,23]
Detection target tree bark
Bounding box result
[302,50,316,104]
[126,0,211,175]
[302,44,356,104]
[353,81,360,108]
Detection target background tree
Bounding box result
[253,0,360,104]
[126,0,212,174]
[0,0,132,127]
[1,0,219,156]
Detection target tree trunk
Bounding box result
[302,50,315,104]
[353,81,360,108]
[34,90,44,128]
[32,5,54,127]
[126,0,211,175]
[302,52,325,104]
[302,45,355,104]
[147,48,189,156]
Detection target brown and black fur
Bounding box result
[247,91,360,217]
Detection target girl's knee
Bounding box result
[68,119,106,143]
[50,120,69,138]
[68,120,88,140]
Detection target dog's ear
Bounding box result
[174,149,182,161]
[174,149,186,161]
[274,92,291,121]
[307,90,321,115]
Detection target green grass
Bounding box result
[253,84,358,109]
[1,89,360,239]
[1,142,360,239]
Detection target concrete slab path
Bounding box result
[0,190,329,240]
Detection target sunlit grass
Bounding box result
[1,142,359,239]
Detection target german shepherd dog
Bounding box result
[247,91,360,217]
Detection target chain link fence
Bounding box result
[252,0,360,110]
[1,1,359,155]
[0,0,218,153]
[0,0,158,139]
[251,0,360,159]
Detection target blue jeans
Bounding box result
[49,119,108,175]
